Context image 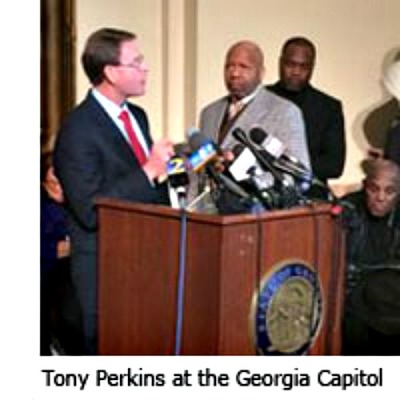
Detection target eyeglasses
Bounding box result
[112,56,146,70]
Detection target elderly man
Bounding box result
[199,40,310,167]
[341,159,400,355]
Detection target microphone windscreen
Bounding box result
[251,127,285,158]
[249,127,267,144]
[231,127,248,144]
[232,143,245,158]
[186,127,200,139]
[188,132,208,151]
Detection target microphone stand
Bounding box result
[174,193,188,355]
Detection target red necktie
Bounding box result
[119,110,147,165]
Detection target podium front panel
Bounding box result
[97,200,345,355]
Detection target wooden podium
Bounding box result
[96,199,345,355]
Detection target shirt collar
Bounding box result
[91,88,125,118]
[232,84,262,106]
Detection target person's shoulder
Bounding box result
[56,93,108,142]
[60,92,98,124]
[340,190,365,226]
[341,189,364,207]
[265,82,279,93]
[261,87,303,119]
[262,87,298,109]
[200,96,228,114]
[307,85,342,108]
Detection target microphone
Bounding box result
[167,154,189,208]
[249,127,326,190]
[250,127,307,171]
[232,127,307,208]
[165,137,193,208]
[229,143,258,182]
[187,133,219,173]
[231,127,291,188]
[188,132,253,202]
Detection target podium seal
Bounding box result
[251,260,322,355]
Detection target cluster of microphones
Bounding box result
[167,126,332,212]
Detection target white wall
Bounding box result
[76,0,400,185]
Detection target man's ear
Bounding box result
[103,65,117,84]
[257,65,266,82]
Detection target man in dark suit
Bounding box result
[268,37,346,199]
[54,28,174,354]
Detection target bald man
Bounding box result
[199,40,310,168]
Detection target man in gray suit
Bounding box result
[199,40,310,169]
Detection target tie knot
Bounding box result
[119,109,129,122]
[228,100,244,119]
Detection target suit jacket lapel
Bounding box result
[85,93,141,165]
[221,91,269,148]
[210,98,229,143]
[127,104,153,149]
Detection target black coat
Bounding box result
[267,83,346,183]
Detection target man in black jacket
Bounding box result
[267,37,346,199]
[341,159,400,355]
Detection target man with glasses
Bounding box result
[54,27,173,354]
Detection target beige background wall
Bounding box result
[76,0,400,185]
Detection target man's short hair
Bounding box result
[281,36,316,62]
[364,158,400,187]
[81,27,136,85]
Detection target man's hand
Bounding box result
[57,238,70,259]
[142,138,174,181]
[213,150,235,173]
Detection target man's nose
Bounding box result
[291,65,302,76]
[376,190,386,201]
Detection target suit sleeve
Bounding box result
[54,118,151,232]
[282,105,311,170]
[313,100,346,180]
